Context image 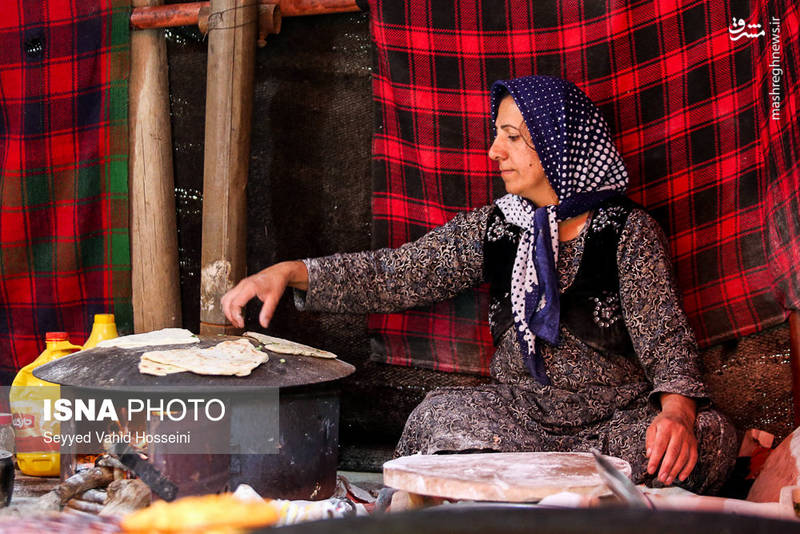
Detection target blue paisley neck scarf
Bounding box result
[490,75,629,385]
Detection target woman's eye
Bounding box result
[507,135,519,141]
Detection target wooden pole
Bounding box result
[790,310,800,426]
[199,0,257,335]
[129,0,182,332]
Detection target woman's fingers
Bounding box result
[645,420,657,458]
[679,443,699,481]
[657,428,683,483]
[258,291,282,328]
[665,440,690,484]
[221,280,256,328]
[646,423,667,475]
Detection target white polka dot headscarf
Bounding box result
[490,75,629,384]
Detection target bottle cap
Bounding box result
[93,314,115,324]
[45,332,69,342]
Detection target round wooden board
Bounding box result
[383,452,631,502]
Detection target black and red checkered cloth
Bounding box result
[0,1,131,382]
[366,0,800,375]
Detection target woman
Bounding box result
[222,75,737,494]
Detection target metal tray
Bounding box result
[33,335,355,391]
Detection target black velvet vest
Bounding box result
[483,197,636,356]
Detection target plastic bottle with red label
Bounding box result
[10,332,81,476]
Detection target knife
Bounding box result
[591,448,654,510]
[111,442,179,501]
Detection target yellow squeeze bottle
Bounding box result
[83,313,118,349]
[10,332,82,476]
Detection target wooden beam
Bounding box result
[199,0,257,335]
[129,0,182,332]
[790,310,800,426]
[130,0,359,30]
[131,2,204,29]
[278,0,359,16]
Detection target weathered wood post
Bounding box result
[129,0,182,332]
[199,0,258,335]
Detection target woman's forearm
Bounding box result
[298,207,489,314]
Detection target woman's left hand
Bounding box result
[645,393,698,485]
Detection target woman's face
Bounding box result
[489,95,552,204]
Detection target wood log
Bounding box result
[100,479,152,517]
[199,0,257,335]
[77,489,107,505]
[66,499,104,514]
[129,0,182,333]
[96,454,129,472]
[54,467,114,506]
[0,467,114,517]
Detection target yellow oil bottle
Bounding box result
[82,313,118,349]
[10,332,82,476]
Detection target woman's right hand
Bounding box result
[221,261,309,329]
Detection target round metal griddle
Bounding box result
[33,335,355,391]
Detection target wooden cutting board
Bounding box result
[383,452,631,502]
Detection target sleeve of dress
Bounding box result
[617,209,709,408]
[293,205,492,314]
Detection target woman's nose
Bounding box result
[489,138,504,161]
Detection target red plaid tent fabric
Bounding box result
[0,1,131,383]
[366,0,800,375]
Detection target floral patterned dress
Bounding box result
[296,205,738,494]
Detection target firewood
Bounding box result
[65,499,104,514]
[77,489,107,505]
[99,479,151,517]
[54,467,114,506]
[0,467,113,517]
[96,454,129,472]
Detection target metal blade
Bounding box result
[111,443,178,501]
[591,448,653,510]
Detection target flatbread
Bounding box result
[139,339,268,377]
[137,359,186,376]
[98,328,200,349]
[243,331,337,359]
